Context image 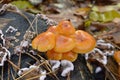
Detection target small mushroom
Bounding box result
[61,60,74,77]
[62,51,78,62]
[54,35,75,53]
[72,30,96,53]
[114,51,120,65]
[49,60,60,71]
[47,26,59,35]
[32,32,55,52]
[57,20,76,36]
[46,50,62,60]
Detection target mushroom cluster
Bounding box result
[32,20,96,62]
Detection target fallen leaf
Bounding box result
[89,10,120,22]
[10,1,33,10]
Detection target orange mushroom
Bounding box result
[114,51,120,65]
[57,20,75,36]
[46,50,62,60]
[32,32,55,52]
[47,26,59,35]
[62,51,78,62]
[71,30,96,53]
[54,35,75,53]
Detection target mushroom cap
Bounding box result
[57,20,75,36]
[62,51,78,62]
[47,26,59,35]
[54,35,75,53]
[114,51,120,64]
[46,50,62,60]
[32,32,55,52]
[71,30,96,53]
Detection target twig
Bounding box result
[37,54,45,60]
[25,52,39,62]
[106,39,120,50]
[26,72,51,80]
[7,63,10,80]
[67,72,71,80]
[37,54,60,80]
[44,61,59,80]
[25,62,32,66]
[25,14,39,35]
[11,70,16,80]
[0,0,3,3]
[107,65,120,78]
[7,60,20,70]
[8,10,35,32]
[1,66,4,80]
[18,53,21,69]
[104,65,117,80]
[15,61,46,80]
[35,15,38,35]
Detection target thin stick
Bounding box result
[1,66,4,80]
[18,53,21,69]
[25,15,38,35]
[8,10,35,32]
[37,54,45,60]
[25,53,39,62]
[23,13,40,36]
[106,39,120,50]
[35,16,38,35]
[37,54,59,80]
[104,65,117,80]
[0,0,3,3]
[107,65,120,78]
[25,62,32,66]
[67,72,71,80]
[11,70,16,80]
[7,60,20,70]
[7,62,10,80]
[26,72,52,80]
[44,60,59,80]
[15,61,46,80]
